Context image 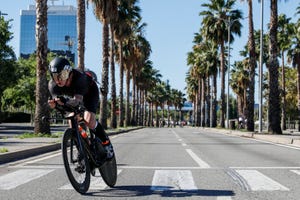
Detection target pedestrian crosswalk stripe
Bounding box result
[151,170,197,191]
[59,169,122,190]
[235,170,289,191]
[291,170,300,175]
[217,196,232,200]
[0,169,54,190]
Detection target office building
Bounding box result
[20,4,77,64]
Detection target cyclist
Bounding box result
[47,57,114,160]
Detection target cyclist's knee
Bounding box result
[84,111,96,129]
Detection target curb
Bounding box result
[0,143,61,164]
[0,127,143,165]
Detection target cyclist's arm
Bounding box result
[65,94,83,107]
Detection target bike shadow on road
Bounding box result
[85,185,235,198]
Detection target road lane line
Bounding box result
[186,149,210,168]
[151,170,197,191]
[0,169,54,190]
[235,170,289,191]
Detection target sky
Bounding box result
[1,0,299,100]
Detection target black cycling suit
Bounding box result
[48,69,99,113]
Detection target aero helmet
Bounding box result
[49,57,72,81]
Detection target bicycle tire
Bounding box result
[62,128,91,194]
[99,152,117,187]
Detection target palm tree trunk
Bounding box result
[118,41,124,127]
[131,68,136,126]
[212,74,217,127]
[281,51,286,130]
[110,26,117,128]
[125,68,130,127]
[201,77,205,127]
[34,0,50,134]
[297,58,300,132]
[268,0,282,134]
[100,22,109,129]
[155,105,159,127]
[77,0,85,70]
[246,0,256,131]
[220,42,226,128]
[143,91,147,126]
[196,78,201,126]
[206,77,211,127]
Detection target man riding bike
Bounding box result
[47,57,114,160]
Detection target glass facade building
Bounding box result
[20,4,77,64]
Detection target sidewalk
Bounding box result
[204,127,300,148]
[0,123,142,164]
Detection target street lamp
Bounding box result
[215,13,243,128]
[258,0,264,133]
[225,16,240,129]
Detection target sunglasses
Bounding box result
[52,70,70,81]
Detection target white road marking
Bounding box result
[25,152,62,164]
[151,170,197,191]
[291,170,300,175]
[231,166,300,169]
[186,149,210,168]
[59,169,122,190]
[217,196,232,200]
[235,170,289,191]
[119,166,206,169]
[0,169,54,190]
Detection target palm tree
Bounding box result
[277,14,293,130]
[185,73,198,126]
[110,25,117,128]
[144,63,162,126]
[287,9,300,131]
[268,0,282,134]
[239,0,256,131]
[231,60,250,119]
[89,0,118,129]
[77,0,86,70]
[200,0,243,128]
[114,0,141,127]
[173,89,186,123]
[187,47,201,126]
[34,0,50,134]
[137,59,159,125]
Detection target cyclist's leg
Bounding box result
[84,111,113,159]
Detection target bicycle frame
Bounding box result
[65,112,104,168]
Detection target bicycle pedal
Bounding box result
[75,165,85,173]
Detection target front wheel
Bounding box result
[62,129,91,194]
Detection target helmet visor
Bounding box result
[52,69,70,81]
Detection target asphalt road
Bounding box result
[1,127,300,200]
